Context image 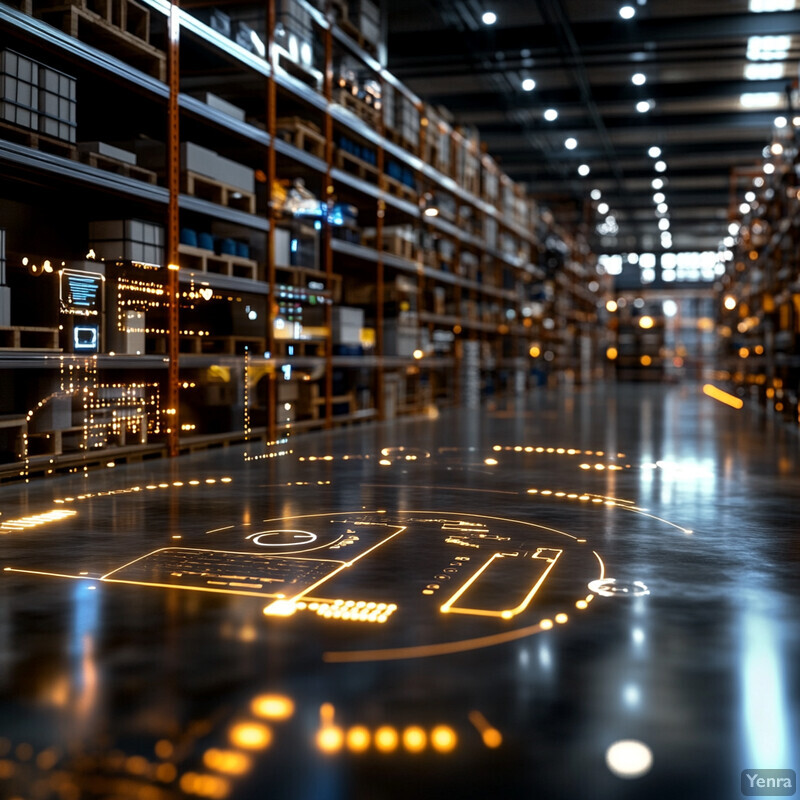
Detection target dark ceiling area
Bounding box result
[384,0,800,255]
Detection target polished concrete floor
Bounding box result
[1,382,798,799]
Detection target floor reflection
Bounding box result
[0,383,798,798]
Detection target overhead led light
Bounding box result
[657,202,668,214]
[632,72,646,85]
[744,62,784,80]
[724,236,735,247]
[728,222,740,235]
[749,0,796,13]
[771,142,784,155]
[597,202,609,214]
[564,137,578,150]
[522,77,536,91]
[619,5,636,18]
[739,202,751,214]
[651,178,664,190]
[774,115,788,128]
[578,164,591,176]
[663,299,679,317]
[591,189,602,200]
[745,191,756,202]
[654,160,667,172]
[544,108,559,121]
[482,10,497,24]
[753,176,765,187]
[740,91,783,108]
[653,192,665,203]
[648,146,661,158]
[658,218,670,231]
[747,35,791,61]
[636,100,652,113]
[763,162,776,174]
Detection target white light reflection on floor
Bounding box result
[740,595,793,769]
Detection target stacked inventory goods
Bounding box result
[348,0,379,51]
[89,219,164,264]
[1,50,76,142]
[274,0,315,69]
[0,50,39,129]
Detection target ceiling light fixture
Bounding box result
[740,91,784,108]
[632,72,647,85]
[654,160,667,172]
[591,189,602,200]
[619,5,636,19]
[651,178,664,190]
[658,218,670,231]
[739,202,751,214]
[657,202,668,214]
[578,164,591,176]
[653,192,665,203]
[648,146,661,158]
[749,0,797,11]
[564,137,578,150]
[597,202,609,214]
[544,108,558,121]
[763,162,776,174]
[521,78,536,91]
[482,10,497,25]
[774,115,788,128]
[744,62,784,80]
[745,191,756,202]
[636,100,652,113]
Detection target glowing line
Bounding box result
[206,525,234,534]
[614,505,693,534]
[102,577,282,599]
[441,550,562,618]
[4,567,98,581]
[593,550,605,580]
[361,484,521,496]
[407,510,581,541]
[323,620,551,662]
[288,526,407,602]
[703,383,743,409]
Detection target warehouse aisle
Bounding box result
[0,382,798,799]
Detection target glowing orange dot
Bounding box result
[346,726,371,753]
[540,619,554,630]
[430,726,457,753]
[555,613,568,624]
[229,722,272,750]
[402,726,427,753]
[374,726,399,752]
[482,729,503,749]
[251,695,294,721]
[317,726,344,754]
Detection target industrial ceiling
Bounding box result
[384,0,800,256]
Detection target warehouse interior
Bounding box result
[0,1,799,798]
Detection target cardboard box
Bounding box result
[78,141,137,165]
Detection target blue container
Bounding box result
[180,228,198,246]
[198,232,214,251]
[219,237,237,255]
[235,241,250,258]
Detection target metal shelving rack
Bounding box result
[0,0,602,479]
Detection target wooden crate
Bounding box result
[275,116,326,159]
[178,244,259,280]
[0,326,60,350]
[78,150,157,183]
[334,149,379,183]
[181,171,257,215]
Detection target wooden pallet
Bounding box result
[35,0,151,39]
[275,116,326,159]
[181,171,257,215]
[334,150,379,183]
[382,175,417,204]
[0,326,60,350]
[0,119,77,159]
[332,87,380,127]
[178,243,258,280]
[336,17,378,57]
[384,125,419,156]
[78,150,157,184]
[36,3,166,81]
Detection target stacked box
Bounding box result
[482,156,500,203]
[39,64,76,142]
[382,80,395,130]
[189,91,246,122]
[349,0,380,50]
[0,50,39,130]
[89,219,164,265]
[78,141,137,165]
[395,93,419,149]
[274,0,314,68]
